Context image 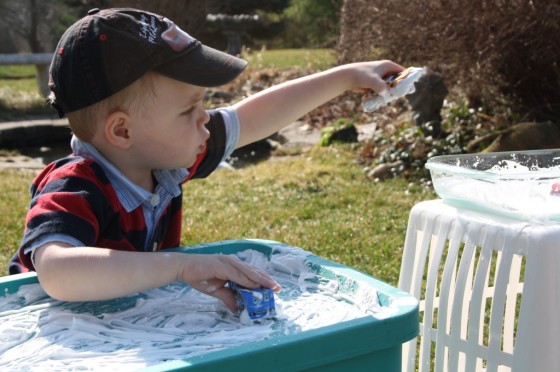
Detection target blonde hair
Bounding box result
[65,72,160,141]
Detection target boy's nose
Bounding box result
[199,109,210,127]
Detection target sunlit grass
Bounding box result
[242,48,336,70]
[0,65,36,77]
[0,169,35,271]
[0,65,51,120]
[181,145,435,285]
[0,65,38,94]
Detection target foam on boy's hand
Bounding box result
[363,67,426,112]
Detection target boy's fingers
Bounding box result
[351,87,372,94]
[208,287,238,312]
[193,278,226,294]
[185,256,283,313]
[190,279,238,312]
[378,60,406,76]
[370,75,389,94]
[225,257,282,291]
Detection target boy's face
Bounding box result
[128,74,210,170]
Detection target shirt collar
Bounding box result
[70,136,188,212]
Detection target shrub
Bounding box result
[337,0,560,121]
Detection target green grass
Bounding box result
[0,64,36,78]
[0,65,51,120]
[242,48,336,70]
[0,65,38,94]
[0,169,35,271]
[0,145,437,283]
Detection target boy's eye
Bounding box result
[181,106,196,115]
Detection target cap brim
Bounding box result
[154,43,247,87]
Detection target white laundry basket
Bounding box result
[399,200,560,372]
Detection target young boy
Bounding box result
[9,8,403,312]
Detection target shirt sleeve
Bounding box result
[188,107,239,179]
[218,107,240,160]
[17,159,110,270]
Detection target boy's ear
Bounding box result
[103,110,132,149]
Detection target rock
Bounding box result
[406,70,448,137]
[481,121,560,152]
[367,161,401,179]
[229,138,273,167]
[276,121,321,146]
[319,122,358,146]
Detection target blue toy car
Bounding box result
[228,281,276,320]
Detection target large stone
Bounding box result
[481,121,560,152]
[406,71,448,137]
[319,122,358,146]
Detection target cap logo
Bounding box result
[162,18,196,52]
[139,14,159,43]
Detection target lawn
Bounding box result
[242,48,336,70]
[0,64,52,120]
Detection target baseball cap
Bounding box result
[48,8,247,117]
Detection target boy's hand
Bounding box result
[177,254,281,312]
[344,60,405,95]
[362,66,426,112]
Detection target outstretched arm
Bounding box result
[233,60,404,148]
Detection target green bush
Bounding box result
[281,0,343,48]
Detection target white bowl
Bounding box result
[425,149,560,222]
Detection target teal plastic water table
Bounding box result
[0,239,418,371]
